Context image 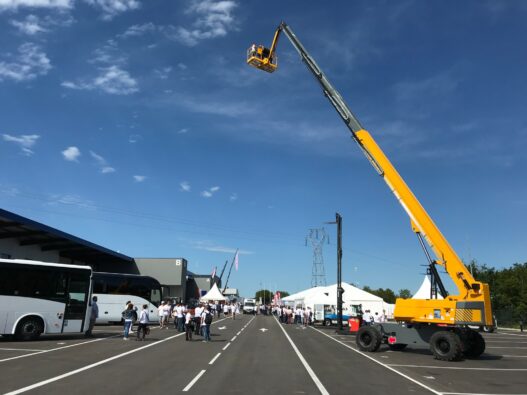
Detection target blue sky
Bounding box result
[1,0,526,298]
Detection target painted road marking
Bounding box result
[388,364,527,371]
[5,317,230,395]
[0,348,46,352]
[209,353,221,365]
[0,335,121,363]
[236,331,241,336]
[274,317,329,395]
[222,342,231,351]
[259,328,269,332]
[182,370,206,392]
[310,326,440,395]
[231,336,237,341]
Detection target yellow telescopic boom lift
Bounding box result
[247,22,493,361]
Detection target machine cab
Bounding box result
[247,44,277,73]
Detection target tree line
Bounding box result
[363,261,527,324]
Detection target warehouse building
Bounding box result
[0,208,218,303]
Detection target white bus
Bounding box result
[92,272,162,324]
[0,258,93,340]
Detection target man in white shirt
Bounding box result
[194,304,203,336]
[185,309,194,341]
[158,301,166,329]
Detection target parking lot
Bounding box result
[0,316,526,394]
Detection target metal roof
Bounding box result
[0,208,133,265]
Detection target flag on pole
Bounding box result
[211,266,217,278]
[234,251,239,271]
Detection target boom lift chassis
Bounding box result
[247,22,493,361]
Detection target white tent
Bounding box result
[200,283,227,302]
[283,283,390,316]
[412,276,444,300]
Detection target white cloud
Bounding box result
[47,193,95,210]
[164,0,238,46]
[201,185,220,198]
[177,128,189,134]
[10,14,47,35]
[84,0,141,20]
[128,133,142,143]
[188,239,252,255]
[62,65,138,95]
[229,193,237,201]
[118,22,155,38]
[0,43,51,82]
[177,63,187,70]
[153,66,172,80]
[0,0,72,11]
[393,71,459,103]
[180,181,191,192]
[62,146,80,161]
[133,175,146,182]
[89,150,115,173]
[2,133,39,155]
[89,40,126,65]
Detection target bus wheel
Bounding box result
[356,326,381,352]
[16,316,44,341]
[429,331,463,361]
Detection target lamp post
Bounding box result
[326,213,344,332]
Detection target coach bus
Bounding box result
[0,258,93,340]
[92,272,162,324]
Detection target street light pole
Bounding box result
[327,213,344,332]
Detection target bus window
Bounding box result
[151,288,161,306]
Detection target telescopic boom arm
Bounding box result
[248,22,493,327]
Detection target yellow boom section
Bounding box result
[247,22,493,327]
[356,130,493,325]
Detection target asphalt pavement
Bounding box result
[0,315,526,394]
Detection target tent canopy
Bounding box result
[200,283,227,302]
[412,276,444,300]
[283,282,383,305]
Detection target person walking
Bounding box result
[136,304,149,341]
[231,302,236,320]
[85,296,98,337]
[185,309,194,341]
[201,307,212,342]
[194,303,203,336]
[122,303,135,340]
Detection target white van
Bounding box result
[243,298,257,314]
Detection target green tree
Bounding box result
[255,289,273,304]
[397,289,412,299]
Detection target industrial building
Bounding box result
[0,208,219,302]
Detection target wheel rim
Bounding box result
[437,339,450,355]
[361,333,372,346]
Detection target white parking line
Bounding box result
[310,326,440,395]
[487,346,527,349]
[231,336,237,341]
[5,317,230,395]
[222,342,231,351]
[182,370,206,392]
[0,348,46,352]
[0,335,121,363]
[274,317,329,395]
[209,353,221,365]
[387,364,527,371]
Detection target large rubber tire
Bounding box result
[356,326,382,352]
[429,331,463,361]
[463,330,486,358]
[388,343,407,351]
[324,319,332,327]
[15,316,44,341]
[482,326,494,333]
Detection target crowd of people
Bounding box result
[119,300,240,341]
